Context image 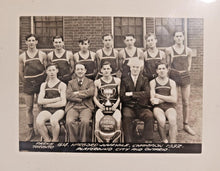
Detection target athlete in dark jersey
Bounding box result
[41,81,65,113]
[166,31,195,136]
[96,34,120,79]
[169,46,190,86]
[73,38,97,80]
[19,34,47,141]
[150,61,177,143]
[93,61,121,142]
[143,33,166,81]
[48,36,74,85]
[118,34,144,78]
[37,63,66,142]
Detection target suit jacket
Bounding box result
[65,77,95,112]
[120,73,151,108]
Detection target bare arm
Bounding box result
[68,51,75,74]
[160,50,166,62]
[155,80,177,103]
[38,83,61,105]
[93,80,105,110]
[137,48,144,60]
[95,50,101,73]
[149,79,164,105]
[44,83,67,108]
[165,47,172,68]
[118,49,125,72]
[91,52,98,76]
[187,47,192,71]
[39,51,47,68]
[47,52,53,64]
[112,78,121,110]
[114,50,120,71]
[19,53,25,82]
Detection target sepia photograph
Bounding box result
[19,16,203,153]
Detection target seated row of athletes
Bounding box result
[19,31,196,143]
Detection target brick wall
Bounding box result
[145,17,203,86]
[20,16,31,50]
[187,18,203,86]
[19,17,203,87]
[63,16,112,53]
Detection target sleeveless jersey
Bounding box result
[97,77,119,105]
[169,46,190,86]
[144,49,164,80]
[24,50,45,78]
[100,49,118,74]
[122,48,138,77]
[78,51,95,77]
[171,46,189,71]
[154,78,175,110]
[52,51,71,77]
[23,50,46,94]
[42,81,64,113]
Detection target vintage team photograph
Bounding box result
[19,16,203,153]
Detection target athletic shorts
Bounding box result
[155,102,176,112]
[169,69,190,86]
[41,107,65,114]
[23,73,47,95]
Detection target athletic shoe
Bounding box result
[184,125,196,136]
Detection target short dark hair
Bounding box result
[101,61,112,69]
[155,61,168,69]
[123,33,135,40]
[25,34,38,41]
[52,35,64,42]
[78,37,90,44]
[102,34,113,40]
[173,31,184,37]
[145,33,157,40]
[46,63,59,70]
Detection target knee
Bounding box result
[168,117,177,127]
[182,98,189,106]
[36,117,45,127]
[50,118,59,127]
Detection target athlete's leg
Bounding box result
[36,111,52,142]
[50,109,65,142]
[112,109,121,130]
[66,108,79,142]
[95,109,104,131]
[153,107,167,143]
[165,108,177,143]
[24,93,35,141]
[79,108,92,142]
[181,84,195,135]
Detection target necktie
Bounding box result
[133,76,137,87]
[78,79,83,87]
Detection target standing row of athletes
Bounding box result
[19,31,195,143]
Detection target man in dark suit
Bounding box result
[120,58,154,143]
[65,63,94,142]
